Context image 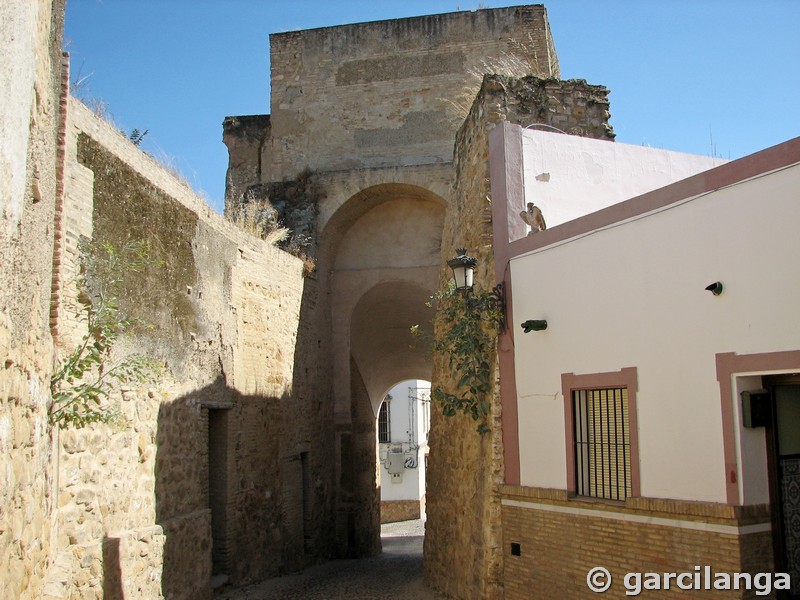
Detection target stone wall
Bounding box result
[424,73,613,599]
[2,5,615,598]
[222,114,271,220]
[224,5,561,216]
[43,98,336,597]
[223,7,568,563]
[380,500,422,524]
[266,5,560,183]
[0,1,66,598]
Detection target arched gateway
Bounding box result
[221,2,561,566]
[321,183,445,555]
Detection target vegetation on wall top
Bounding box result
[229,168,323,276]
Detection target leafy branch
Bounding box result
[413,281,503,434]
[50,240,162,428]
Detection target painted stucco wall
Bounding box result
[509,150,800,503]
[520,129,724,232]
[0,1,39,229]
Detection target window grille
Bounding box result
[378,400,391,443]
[573,387,631,500]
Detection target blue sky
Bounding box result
[64,1,800,213]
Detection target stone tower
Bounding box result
[223,5,564,560]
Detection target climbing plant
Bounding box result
[50,240,162,428]
[413,281,503,434]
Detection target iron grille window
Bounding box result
[573,387,631,500]
[378,400,391,443]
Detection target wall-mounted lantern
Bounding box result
[447,247,478,292]
[447,247,507,331]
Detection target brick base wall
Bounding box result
[501,486,774,599]
[381,500,421,524]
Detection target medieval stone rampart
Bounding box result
[3,4,615,598]
[223,7,569,561]
[39,98,336,598]
[224,5,561,220]
[266,5,559,183]
[424,73,613,599]
[221,4,616,580]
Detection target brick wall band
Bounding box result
[501,487,774,599]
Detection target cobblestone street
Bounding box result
[215,519,447,600]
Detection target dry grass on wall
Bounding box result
[441,34,552,124]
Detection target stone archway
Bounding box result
[318,183,445,557]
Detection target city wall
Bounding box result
[2,4,618,598]
[40,98,336,598]
[223,6,570,563]
[266,5,560,183]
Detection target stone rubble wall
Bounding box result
[424,73,613,600]
[380,500,422,524]
[222,114,271,220]
[0,1,66,598]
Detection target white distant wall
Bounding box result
[509,159,800,503]
[378,380,430,503]
[520,129,724,231]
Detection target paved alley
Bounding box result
[214,519,448,600]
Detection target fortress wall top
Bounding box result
[267,5,559,181]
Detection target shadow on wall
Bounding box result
[284,275,338,564]
[154,377,285,598]
[152,373,337,598]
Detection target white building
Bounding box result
[488,122,800,598]
[377,379,431,523]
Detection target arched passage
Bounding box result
[320,183,445,557]
[350,281,434,409]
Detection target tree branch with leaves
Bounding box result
[412,281,503,434]
[50,240,162,428]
